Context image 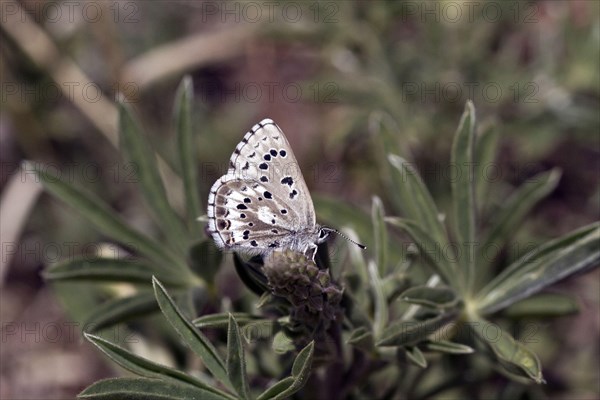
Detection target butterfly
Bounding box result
[206,118,364,260]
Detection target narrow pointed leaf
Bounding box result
[175,76,203,236]
[477,224,599,314]
[347,327,374,351]
[502,293,579,318]
[424,340,474,354]
[368,260,387,339]
[27,161,186,272]
[152,277,231,390]
[405,346,427,368]
[370,111,403,170]
[372,196,388,275]
[256,377,295,400]
[471,319,544,383]
[276,341,315,400]
[475,124,499,211]
[78,377,229,400]
[227,315,250,400]
[400,286,459,309]
[451,100,476,292]
[479,222,598,296]
[119,101,189,252]
[388,154,447,247]
[193,313,263,329]
[85,293,159,332]
[385,218,455,287]
[259,342,314,400]
[44,258,186,286]
[84,334,234,399]
[377,311,457,347]
[480,169,561,271]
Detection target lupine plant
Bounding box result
[34,77,598,399]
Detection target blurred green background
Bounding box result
[1,1,598,398]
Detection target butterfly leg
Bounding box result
[306,243,318,262]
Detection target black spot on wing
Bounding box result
[281,177,293,186]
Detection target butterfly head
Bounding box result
[317,226,331,244]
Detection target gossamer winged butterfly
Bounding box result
[207,118,365,260]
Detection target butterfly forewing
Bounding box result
[207,119,317,254]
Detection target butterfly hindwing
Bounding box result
[207,119,317,254]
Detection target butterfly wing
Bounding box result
[207,119,316,254]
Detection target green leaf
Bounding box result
[272,331,295,354]
[368,260,388,339]
[78,377,229,400]
[347,327,374,351]
[85,293,159,332]
[257,342,314,400]
[119,101,189,253]
[502,293,579,318]
[400,286,459,309]
[480,169,561,273]
[193,313,263,329]
[451,100,476,293]
[385,218,455,287]
[377,311,457,347]
[256,377,295,400]
[471,319,544,383]
[84,334,234,399]
[372,196,388,276]
[423,340,474,354]
[174,76,203,236]
[189,240,222,283]
[477,223,599,314]
[387,154,447,247]
[279,341,315,399]
[405,346,427,368]
[152,277,232,390]
[227,315,250,400]
[27,161,187,273]
[43,258,186,287]
[370,111,403,169]
[474,125,499,212]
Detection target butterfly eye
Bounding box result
[318,229,329,241]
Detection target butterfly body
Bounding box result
[207,119,329,259]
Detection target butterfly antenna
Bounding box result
[323,227,366,250]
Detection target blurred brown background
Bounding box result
[1,0,598,398]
